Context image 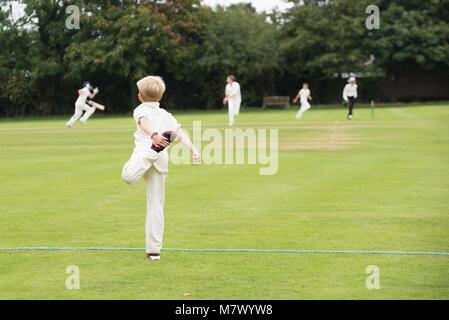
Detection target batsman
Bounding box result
[66,82,105,128]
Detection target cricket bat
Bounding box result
[86,99,106,111]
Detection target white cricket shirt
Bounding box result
[133,102,180,149]
[298,88,311,103]
[343,84,358,100]
[76,87,90,106]
[132,102,181,173]
[225,82,241,102]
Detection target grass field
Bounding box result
[0,104,448,299]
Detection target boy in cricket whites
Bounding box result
[66,82,101,128]
[121,76,200,261]
[293,83,312,119]
[223,75,241,127]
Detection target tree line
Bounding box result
[0,0,448,116]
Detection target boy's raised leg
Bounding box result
[122,151,159,184]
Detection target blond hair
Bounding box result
[136,76,166,102]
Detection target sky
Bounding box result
[6,0,293,24]
[202,0,294,12]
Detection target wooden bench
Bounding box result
[262,96,290,109]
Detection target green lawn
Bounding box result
[0,104,448,299]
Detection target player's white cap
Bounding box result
[348,77,356,83]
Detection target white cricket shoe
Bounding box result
[145,253,161,261]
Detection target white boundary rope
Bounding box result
[0,247,448,256]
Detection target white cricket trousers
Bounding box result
[295,101,311,119]
[67,102,96,127]
[228,99,241,125]
[121,152,166,254]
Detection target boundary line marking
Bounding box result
[0,247,448,256]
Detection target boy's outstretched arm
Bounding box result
[293,92,300,103]
[175,128,200,164]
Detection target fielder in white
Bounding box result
[223,75,241,126]
[121,76,200,261]
[293,83,312,119]
[66,82,99,128]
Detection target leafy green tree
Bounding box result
[280,0,375,78]
[0,1,36,116]
[195,4,281,107]
[21,0,81,114]
[1,0,448,115]
[65,0,209,111]
[280,0,449,101]
[368,0,449,99]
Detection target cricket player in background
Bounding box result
[343,77,358,120]
[66,82,99,128]
[293,83,312,119]
[223,75,241,127]
[121,76,200,261]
